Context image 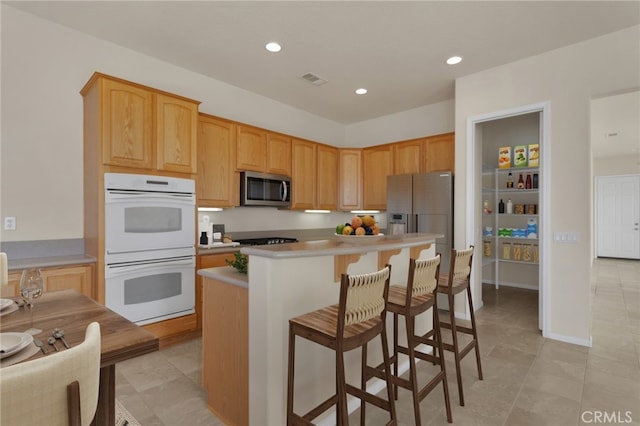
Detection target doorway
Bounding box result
[595,175,640,259]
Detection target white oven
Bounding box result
[105,251,195,325]
[104,173,196,325]
[104,173,195,255]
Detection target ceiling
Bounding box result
[5,1,640,157]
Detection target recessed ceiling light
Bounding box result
[355,88,367,95]
[265,42,282,53]
[446,56,462,65]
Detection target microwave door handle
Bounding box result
[281,181,288,202]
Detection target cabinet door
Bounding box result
[424,132,454,173]
[291,139,317,210]
[2,265,94,299]
[101,79,154,169]
[157,94,198,174]
[393,138,424,175]
[198,115,237,207]
[338,149,362,211]
[266,132,292,176]
[363,145,393,210]
[317,144,338,210]
[236,125,267,172]
[196,252,239,331]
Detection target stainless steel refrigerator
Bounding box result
[387,171,453,270]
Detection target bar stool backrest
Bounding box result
[341,266,391,326]
[411,255,441,297]
[449,246,474,284]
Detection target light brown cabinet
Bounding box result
[316,144,339,210]
[197,114,237,207]
[424,132,455,173]
[156,94,199,174]
[2,264,95,299]
[393,138,423,175]
[266,132,292,176]
[82,73,199,175]
[196,252,238,330]
[338,149,362,211]
[290,139,317,210]
[363,144,394,210]
[236,125,267,172]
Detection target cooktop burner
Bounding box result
[235,237,298,246]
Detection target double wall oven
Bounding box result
[104,173,195,325]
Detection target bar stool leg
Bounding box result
[393,313,399,400]
[380,323,397,423]
[447,293,465,407]
[467,289,484,380]
[287,326,296,422]
[336,348,348,425]
[434,306,453,422]
[360,343,367,426]
[405,315,422,426]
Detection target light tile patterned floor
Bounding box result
[116,258,640,425]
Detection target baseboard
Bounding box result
[545,331,592,348]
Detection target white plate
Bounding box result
[0,298,14,311]
[0,332,33,359]
[334,233,385,244]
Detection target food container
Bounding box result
[513,145,527,167]
[483,240,492,257]
[523,245,532,262]
[502,242,511,260]
[526,218,538,239]
[525,204,537,215]
[528,144,539,167]
[513,243,522,261]
[498,146,511,169]
[514,204,525,214]
[533,244,539,262]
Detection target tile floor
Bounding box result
[115,258,640,425]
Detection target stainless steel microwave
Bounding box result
[240,171,291,207]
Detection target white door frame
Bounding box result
[466,101,551,336]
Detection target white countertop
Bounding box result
[239,232,441,259]
[198,266,248,288]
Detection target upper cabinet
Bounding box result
[362,144,394,210]
[81,72,200,176]
[156,94,199,174]
[290,139,317,210]
[393,138,423,175]
[266,132,292,176]
[316,144,339,211]
[198,114,237,207]
[338,149,362,211]
[236,125,267,172]
[424,132,454,173]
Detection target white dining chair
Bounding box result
[0,252,8,286]
[0,322,101,426]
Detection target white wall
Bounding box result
[593,155,640,176]
[455,25,640,345]
[0,5,452,243]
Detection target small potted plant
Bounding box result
[226,252,248,274]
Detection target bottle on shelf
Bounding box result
[525,173,532,189]
[517,173,525,189]
[506,199,513,214]
[533,173,539,189]
[506,172,514,189]
[498,199,505,214]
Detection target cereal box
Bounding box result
[498,146,511,169]
[528,144,539,167]
[513,145,527,167]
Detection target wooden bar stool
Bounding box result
[287,265,396,426]
[364,255,452,425]
[437,245,483,406]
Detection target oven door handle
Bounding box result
[106,191,195,203]
[105,257,194,277]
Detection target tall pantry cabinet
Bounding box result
[81,72,200,340]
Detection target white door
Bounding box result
[596,175,640,259]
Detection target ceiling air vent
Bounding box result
[301,72,328,86]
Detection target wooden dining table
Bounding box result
[0,289,159,425]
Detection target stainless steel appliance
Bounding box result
[104,173,196,325]
[387,171,453,270]
[240,171,291,207]
[235,237,298,246]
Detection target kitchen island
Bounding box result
[198,232,441,426]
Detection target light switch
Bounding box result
[3,217,16,231]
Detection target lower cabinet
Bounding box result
[2,264,95,299]
[196,252,238,330]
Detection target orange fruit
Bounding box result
[371,224,380,235]
[355,227,366,236]
[342,225,354,235]
[362,215,375,227]
[351,216,363,229]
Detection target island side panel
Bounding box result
[202,276,248,426]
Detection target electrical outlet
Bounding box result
[4,216,16,231]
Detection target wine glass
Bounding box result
[20,268,44,335]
